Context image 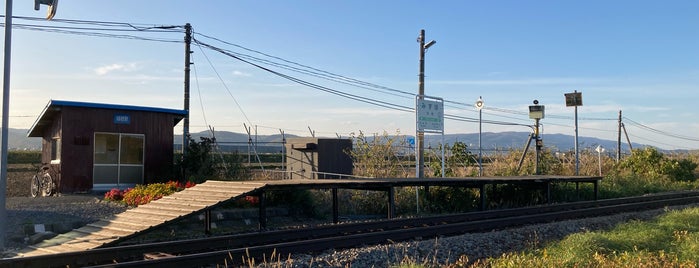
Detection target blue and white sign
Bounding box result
[407,137,415,146]
[114,114,131,125]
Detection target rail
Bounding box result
[3,191,699,268]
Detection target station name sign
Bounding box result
[113,114,131,125]
[416,96,444,132]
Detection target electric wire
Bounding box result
[6,16,693,149]
[194,41,255,128]
[194,39,539,129]
[7,15,183,31]
[193,35,414,102]
[625,132,691,150]
[623,117,699,142]
[2,23,183,43]
[2,17,612,132]
[191,53,210,133]
[194,39,415,113]
[194,32,417,97]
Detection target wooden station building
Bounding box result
[27,100,187,193]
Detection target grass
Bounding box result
[461,206,699,268]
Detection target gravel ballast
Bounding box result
[3,195,128,255]
[2,195,693,266]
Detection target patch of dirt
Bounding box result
[6,164,37,197]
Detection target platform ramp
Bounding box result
[15,180,266,257]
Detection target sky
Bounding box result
[1,1,698,150]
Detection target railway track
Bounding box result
[4,191,699,268]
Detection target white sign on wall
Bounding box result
[416,96,444,132]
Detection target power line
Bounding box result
[6,15,182,31]
[194,32,416,98]
[194,39,416,113]
[0,15,184,43]
[623,117,699,142]
[194,39,536,129]
[3,16,631,144]
[194,41,256,127]
[4,17,615,130]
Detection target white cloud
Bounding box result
[94,63,141,76]
[232,70,252,77]
[433,77,606,86]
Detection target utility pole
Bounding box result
[416,29,435,178]
[617,110,622,162]
[0,0,13,250]
[183,23,192,158]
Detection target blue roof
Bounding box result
[48,100,188,115]
[28,100,188,137]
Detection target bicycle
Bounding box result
[30,164,56,197]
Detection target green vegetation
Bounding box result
[348,130,411,178]
[463,206,699,267]
[104,181,195,206]
[175,136,249,183]
[96,133,699,267]
[7,151,41,164]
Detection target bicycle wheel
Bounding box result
[41,172,53,197]
[30,174,40,198]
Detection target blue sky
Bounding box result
[2,1,698,150]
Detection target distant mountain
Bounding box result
[6,128,41,150]
[6,128,655,154]
[424,131,645,153]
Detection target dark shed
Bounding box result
[27,100,187,193]
[286,137,353,179]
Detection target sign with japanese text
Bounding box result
[416,97,444,132]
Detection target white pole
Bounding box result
[478,104,482,176]
[574,91,579,176]
[475,96,484,176]
[596,145,605,176]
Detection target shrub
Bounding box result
[618,147,698,182]
[349,130,411,178]
[662,159,698,182]
[105,180,196,206]
[104,188,125,202]
[175,137,249,183]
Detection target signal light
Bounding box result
[34,0,58,20]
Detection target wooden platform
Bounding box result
[16,180,266,257]
[12,175,601,257]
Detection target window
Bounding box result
[50,138,61,163]
[93,133,144,187]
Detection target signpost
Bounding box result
[415,95,444,178]
[565,90,583,175]
[475,96,484,176]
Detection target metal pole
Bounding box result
[416,29,425,178]
[183,23,192,157]
[478,100,483,176]
[0,0,13,249]
[574,90,579,176]
[441,134,445,178]
[279,129,285,179]
[534,118,541,175]
[598,149,602,176]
